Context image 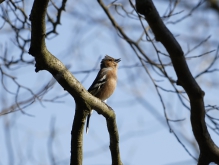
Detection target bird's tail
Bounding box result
[86,112,92,134]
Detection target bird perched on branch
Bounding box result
[86,55,121,133]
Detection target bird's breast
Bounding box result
[96,78,117,101]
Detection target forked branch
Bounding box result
[29,0,123,165]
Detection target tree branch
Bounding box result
[70,102,88,165]
[135,0,219,164]
[29,0,123,165]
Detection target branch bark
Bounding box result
[135,0,219,164]
[70,101,89,165]
[29,0,123,165]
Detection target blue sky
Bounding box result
[0,0,219,165]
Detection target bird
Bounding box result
[86,55,121,134]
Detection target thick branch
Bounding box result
[29,0,122,165]
[135,0,219,164]
[70,102,89,165]
[106,110,122,165]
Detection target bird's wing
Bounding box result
[88,74,107,96]
[88,67,113,96]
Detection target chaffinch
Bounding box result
[86,55,121,133]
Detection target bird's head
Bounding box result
[100,55,121,69]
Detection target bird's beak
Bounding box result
[115,58,121,63]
